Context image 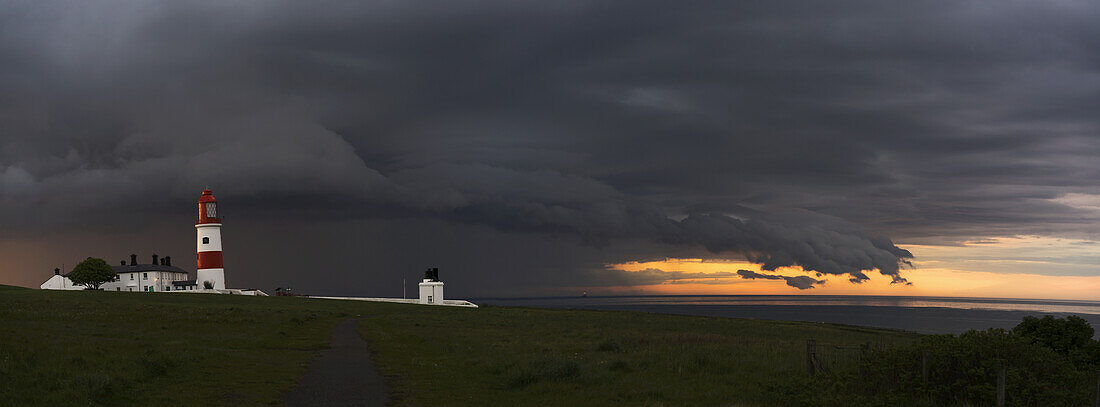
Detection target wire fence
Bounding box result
[806,339,1100,407]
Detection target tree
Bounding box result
[67,257,116,290]
[1013,315,1094,355]
[203,280,214,289]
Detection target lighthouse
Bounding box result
[196,189,226,290]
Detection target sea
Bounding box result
[470,295,1100,337]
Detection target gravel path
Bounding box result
[285,319,389,407]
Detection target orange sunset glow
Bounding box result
[599,247,1100,301]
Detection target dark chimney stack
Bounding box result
[164,256,171,267]
[152,254,158,266]
[54,268,60,275]
[121,261,126,266]
[130,254,137,266]
[424,267,439,281]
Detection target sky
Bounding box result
[2,1,1100,299]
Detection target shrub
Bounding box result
[503,357,581,389]
[793,319,1100,406]
[1013,315,1094,356]
[596,338,621,352]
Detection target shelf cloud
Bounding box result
[736,270,826,290]
[3,0,1100,293]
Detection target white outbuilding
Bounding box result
[418,267,444,305]
[40,268,84,290]
[310,267,476,308]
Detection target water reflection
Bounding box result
[475,295,1100,315]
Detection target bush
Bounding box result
[1013,315,1094,356]
[793,317,1100,406]
[596,338,621,352]
[503,357,581,389]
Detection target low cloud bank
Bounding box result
[736,269,826,290]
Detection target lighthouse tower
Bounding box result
[196,189,226,290]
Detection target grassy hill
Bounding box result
[0,285,917,406]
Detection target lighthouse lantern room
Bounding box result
[196,189,226,290]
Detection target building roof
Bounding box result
[58,263,189,277]
[112,264,189,274]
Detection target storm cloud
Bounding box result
[736,270,825,290]
[2,0,1099,293]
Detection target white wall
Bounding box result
[91,270,189,292]
[197,268,225,290]
[40,274,83,290]
[418,281,443,304]
[42,270,193,292]
[196,224,222,252]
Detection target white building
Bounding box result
[308,267,477,308]
[40,269,84,290]
[41,254,195,292]
[418,267,444,304]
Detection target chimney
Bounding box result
[54,268,60,275]
[165,256,171,267]
[152,254,158,266]
[130,254,137,266]
[121,261,126,266]
[424,267,440,281]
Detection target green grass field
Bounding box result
[0,285,918,406]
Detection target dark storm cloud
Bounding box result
[736,270,825,290]
[589,268,742,286]
[3,0,1100,291]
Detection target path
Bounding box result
[285,319,389,407]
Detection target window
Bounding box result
[143,273,148,280]
[206,202,217,218]
[130,274,134,280]
[202,237,210,244]
[116,287,120,291]
[427,295,434,304]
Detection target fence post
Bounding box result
[921,350,929,383]
[806,339,817,376]
[1094,370,1099,407]
[997,365,1006,407]
[859,342,869,380]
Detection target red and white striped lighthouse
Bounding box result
[196,189,225,290]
